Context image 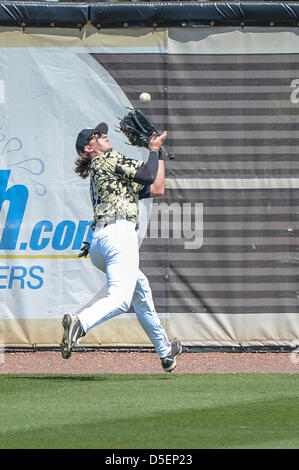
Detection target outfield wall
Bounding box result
[1,2,299,348]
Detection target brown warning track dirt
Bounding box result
[0,350,299,374]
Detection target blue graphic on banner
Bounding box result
[8,158,47,196]
[0,265,44,289]
[0,169,93,251]
[0,126,93,291]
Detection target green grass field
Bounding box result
[0,373,299,449]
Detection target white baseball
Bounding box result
[139,92,151,104]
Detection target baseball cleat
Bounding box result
[161,340,182,373]
[60,313,85,359]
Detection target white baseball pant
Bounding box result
[77,219,171,359]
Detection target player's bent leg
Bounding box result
[76,220,139,333]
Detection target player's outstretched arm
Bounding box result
[149,131,167,197]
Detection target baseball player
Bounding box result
[60,122,182,372]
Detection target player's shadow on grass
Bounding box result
[6,374,173,382]
[7,375,108,382]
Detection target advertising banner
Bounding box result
[0,28,167,346]
[166,28,299,346]
[0,25,299,347]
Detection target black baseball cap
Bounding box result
[76,122,108,154]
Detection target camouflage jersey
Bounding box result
[89,151,145,229]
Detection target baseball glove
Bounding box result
[119,108,157,149]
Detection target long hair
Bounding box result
[74,152,92,179]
